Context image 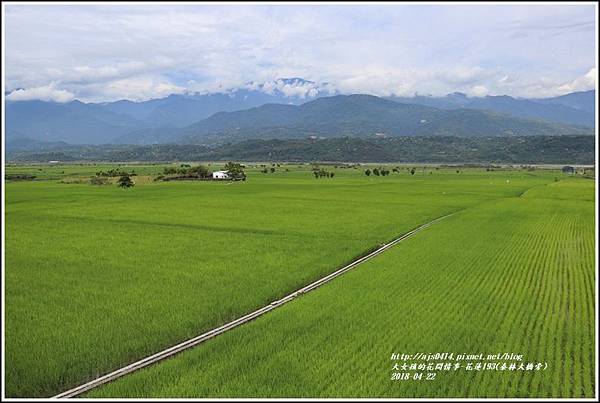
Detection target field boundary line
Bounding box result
[51,212,455,399]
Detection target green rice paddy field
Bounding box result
[4,163,596,398]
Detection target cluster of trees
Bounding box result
[224,161,246,180]
[259,162,285,173]
[259,162,283,174]
[313,168,335,178]
[96,168,136,177]
[364,166,440,176]
[162,165,208,177]
[364,167,391,176]
[162,165,211,179]
[378,167,391,176]
[363,166,421,176]
[5,174,36,181]
[161,162,245,181]
[162,161,246,180]
[261,167,276,174]
[90,161,248,188]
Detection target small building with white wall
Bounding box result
[212,170,230,179]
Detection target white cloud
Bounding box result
[92,76,186,102]
[6,83,75,102]
[557,67,597,93]
[251,78,331,98]
[470,85,489,97]
[4,4,596,101]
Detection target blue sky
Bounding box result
[4,3,597,102]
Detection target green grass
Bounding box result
[88,178,596,398]
[4,164,583,397]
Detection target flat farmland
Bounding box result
[4,164,591,397]
[88,178,596,398]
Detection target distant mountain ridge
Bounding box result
[5,100,147,144]
[5,78,334,144]
[168,94,592,145]
[533,90,596,113]
[5,81,596,145]
[387,90,595,127]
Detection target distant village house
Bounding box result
[212,170,230,179]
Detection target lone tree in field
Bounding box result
[365,169,371,176]
[117,174,135,188]
[410,168,416,175]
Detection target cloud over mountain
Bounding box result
[6,83,75,103]
[5,4,596,102]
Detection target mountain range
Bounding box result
[387,90,595,127]
[167,94,592,145]
[6,78,323,145]
[5,80,595,148]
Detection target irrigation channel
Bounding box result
[52,212,455,398]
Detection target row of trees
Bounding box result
[314,168,335,178]
[5,174,36,181]
[365,167,438,176]
[365,167,392,176]
[162,165,211,178]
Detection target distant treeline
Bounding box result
[6,136,596,165]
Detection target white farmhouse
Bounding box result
[212,170,230,179]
